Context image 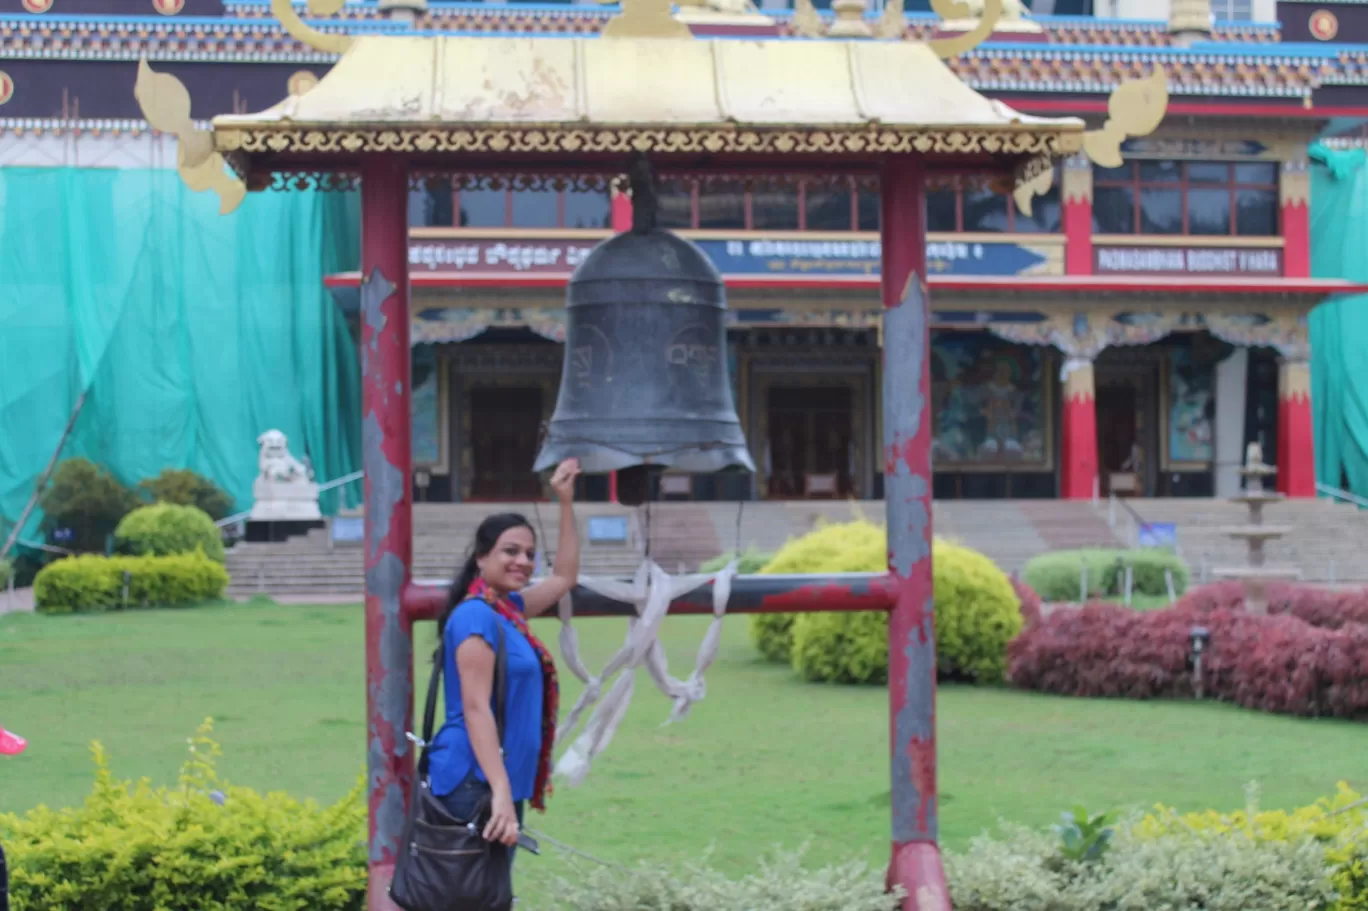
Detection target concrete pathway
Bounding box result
[1,586,34,615]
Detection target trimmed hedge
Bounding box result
[1022,547,1189,603]
[1137,783,1367,911]
[115,502,225,563]
[749,521,1024,684]
[1006,597,1368,718]
[1178,580,1368,630]
[0,719,368,911]
[946,818,1336,911]
[553,847,901,911]
[700,547,774,575]
[33,551,229,614]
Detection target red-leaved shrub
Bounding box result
[1176,582,1368,631]
[1011,576,1044,628]
[1006,600,1368,719]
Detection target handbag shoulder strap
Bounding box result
[416,606,509,776]
[493,621,508,748]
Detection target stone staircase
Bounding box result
[225,502,643,598]
[1104,496,1368,584]
[226,497,1368,598]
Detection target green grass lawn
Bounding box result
[2,601,1365,904]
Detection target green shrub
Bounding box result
[115,502,225,563]
[33,551,229,614]
[551,846,901,911]
[945,819,1335,911]
[137,468,235,521]
[700,547,774,575]
[1022,548,1189,603]
[0,719,367,911]
[38,457,140,554]
[1136,782,1367,911]
[0,557,11,589]
[750,521,1023,684]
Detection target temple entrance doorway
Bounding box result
[467,386,544,500]
[765,386,854,499]
[1095,359,1159,498]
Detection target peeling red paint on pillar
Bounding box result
[360,156,414,911]
[880,157,949,911]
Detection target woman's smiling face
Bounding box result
[477,525,536,593]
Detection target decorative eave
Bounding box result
[131,0,1174,214]
[207,34,1086,171]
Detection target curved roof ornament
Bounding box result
[925,0,1003,59]
[271,0,354,55]
[133,58,246,215]
[1014,67,1169,216]
[1083,67,1169,168]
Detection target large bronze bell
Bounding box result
[534,160,754,480]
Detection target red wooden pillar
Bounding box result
[880,157,948,911]
[604,185,634,504]
[1281,157,1311,279]
[360,156,415,911]
[1278,355,1315,497]
[1062,154,1093,276]
[1060,356,1099,500]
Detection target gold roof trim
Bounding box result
[209,35,1086,155]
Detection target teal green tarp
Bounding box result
[1309,144,1368,496]
[0,168,362,539]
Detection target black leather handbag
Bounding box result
[390,625,513,911]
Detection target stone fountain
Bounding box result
[1210,442,1299,613]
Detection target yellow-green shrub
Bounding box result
[33,551,229,614]
[115,501,225,563]
[750,521,1023,684]
[0,719,367,911]
[1136,783,1367,910]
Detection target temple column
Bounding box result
[1062,154,1093,276]
[1281,155,1311,279]
[880,156,948,911]
[1278,351,1315,497]
[1060,354,1099,500]
[360,156,414,911]
[606,183,633,504]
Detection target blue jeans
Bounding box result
[437,772,526,878]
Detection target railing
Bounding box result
[1106,491,1161,548]
[215,470,364,529]
[1317,481,1368,510]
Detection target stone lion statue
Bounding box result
[256,429,311,483]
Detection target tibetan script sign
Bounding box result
[1094,246,1282,276]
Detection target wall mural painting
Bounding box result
[931,333,1049,469]
[1167,347,1215,466]
[412,345,443,467]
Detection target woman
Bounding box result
[427,458,580,884]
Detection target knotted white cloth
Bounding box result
[552,558,738,788]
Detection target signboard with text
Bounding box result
[408,234,1062,278]
[1093,246,1282,276]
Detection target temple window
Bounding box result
[925,178,1061,233]
[1092,160,1280,236]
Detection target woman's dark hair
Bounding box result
[438,512,535,643]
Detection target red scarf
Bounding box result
[469,578,559,813]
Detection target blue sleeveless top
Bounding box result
[428,593,546,802]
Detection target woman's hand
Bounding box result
[548,458,580,503]
[483,790,521,847]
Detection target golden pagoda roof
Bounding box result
[209,34,1086,162]
[131,0,1169,214]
